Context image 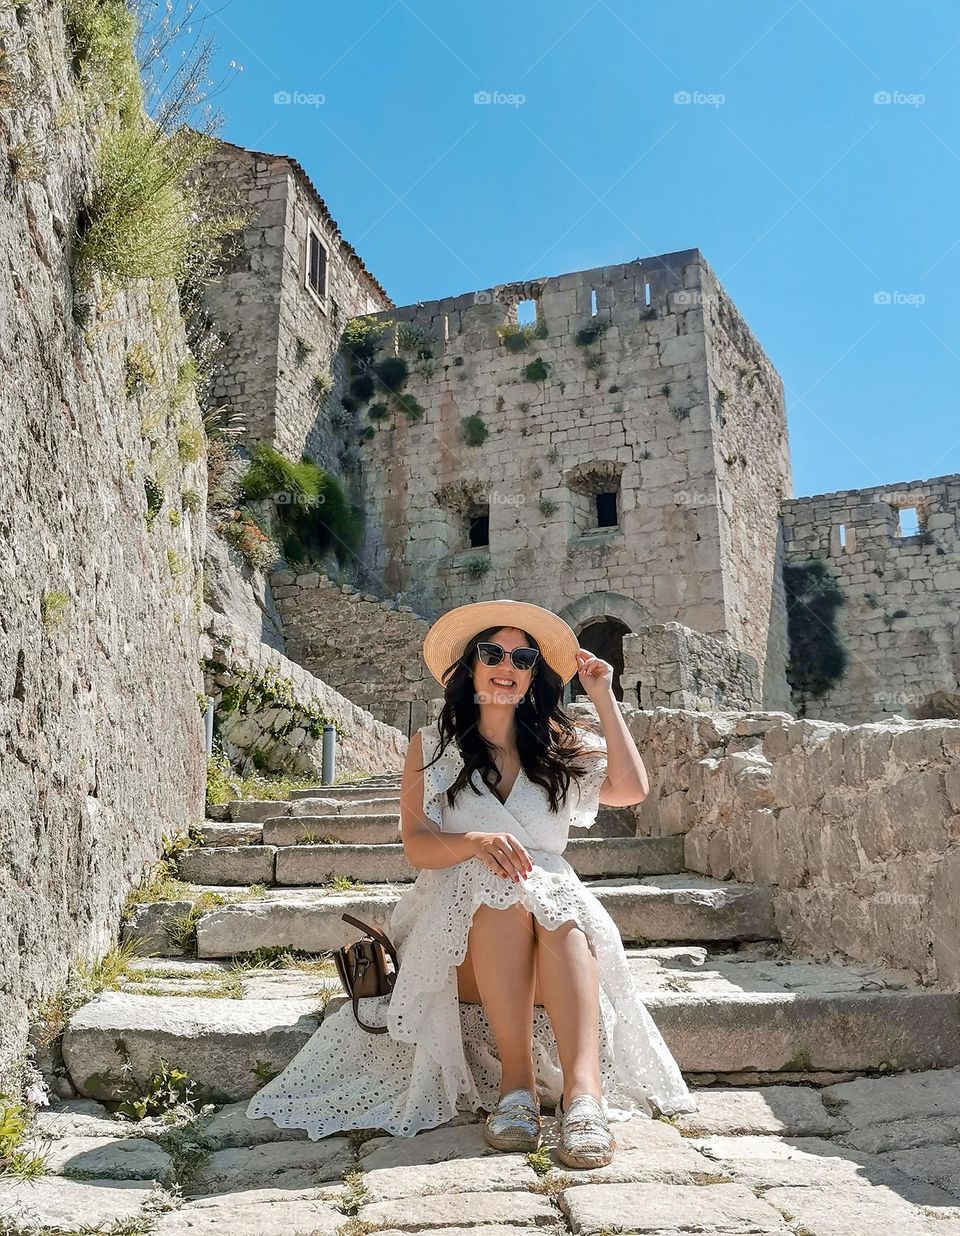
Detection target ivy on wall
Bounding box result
[784,558,849,713]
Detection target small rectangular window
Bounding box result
[306,225,328,305]
[469,510,490,547]
[590,289,598,316]
[596,491,618,527]
[897,506,920,536]
[517,298,537,326]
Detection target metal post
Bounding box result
[322,723,336,786]
[204,697,215,755]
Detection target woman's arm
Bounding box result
[399,730,476,869]
[575,649,650,807]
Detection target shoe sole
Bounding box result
[483,1124,542,1152]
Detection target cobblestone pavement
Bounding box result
[3,1069,960,1234]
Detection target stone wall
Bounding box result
[269,569,440,735]
[699,262,793,713]
[780,473,960,724]
[197,139,391,467]
[623,706,960,984]
[202,608,405,776]
[0,5,207,1080]
[622,623,761,711]
[346,251,791,705]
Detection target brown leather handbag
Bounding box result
[333,912,401,1034]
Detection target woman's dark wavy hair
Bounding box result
[417,623,602,815]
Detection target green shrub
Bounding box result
[394,392,425,423]
[239,443,322,506]
[574,321,608,347]
[367,401,390,422]
[65,0,142,122]
[40,591,71,630]
[341,315,392,367]
[784,559,848,710]
[144,475,164,526]
[396,322,430,352]
[461,414,488,446]
[220,508,282,571]
[522,358,551,382]
[374,355,409,393]
[177,423,204,462]
[349,371,376,402]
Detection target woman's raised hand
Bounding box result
[468,831,533,883]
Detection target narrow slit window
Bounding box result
[643,279,651,308]
[838,523,846,549]
[306,226,328,303]
[590,289,598,316]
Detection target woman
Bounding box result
[245,599,695,1166]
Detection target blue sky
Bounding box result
[194,1,959,499]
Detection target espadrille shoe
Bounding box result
[483,1086,542,1152]
[555,1093,616,1168]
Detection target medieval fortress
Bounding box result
[4,7,960,1224]
[200,138,959,736]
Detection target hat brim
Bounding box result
[422,599,581,687]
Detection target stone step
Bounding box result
[174,876,777,959]
[176,836,686,887]
[61,954,960,1103]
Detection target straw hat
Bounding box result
[422,599,581,687]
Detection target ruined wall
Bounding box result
[623,707,960,985]
[781,473,960,724]
[269,568,440,735]
[0,5,206,1080]
[622,623,761,711]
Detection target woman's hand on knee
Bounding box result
[467,831,533,883]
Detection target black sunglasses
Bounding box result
[475,642,540,672]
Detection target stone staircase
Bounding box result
[9,772,960,1234]
[59,774,960,1107]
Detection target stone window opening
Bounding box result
[895,503,924,537]
[590,289,599,317]
[643,279,652,308]
[516,298,538,327]
[468,506,490,548]
[596,491,618,527]
[305,224,328,308]
[830,521,856,555]
[565,461,625,538]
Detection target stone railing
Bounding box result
[622,623,761,711]
[622,706,960,985]
[201,607,406,777]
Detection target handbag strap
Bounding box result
[341,912,400,973]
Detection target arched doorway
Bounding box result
[569,617,631,703]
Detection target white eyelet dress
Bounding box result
[245,721,697,1139]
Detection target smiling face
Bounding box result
[472,626,537,708]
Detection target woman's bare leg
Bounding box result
[533,919,602,1106]
[458,901,538,1096]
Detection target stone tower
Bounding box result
[355,251,793,710]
